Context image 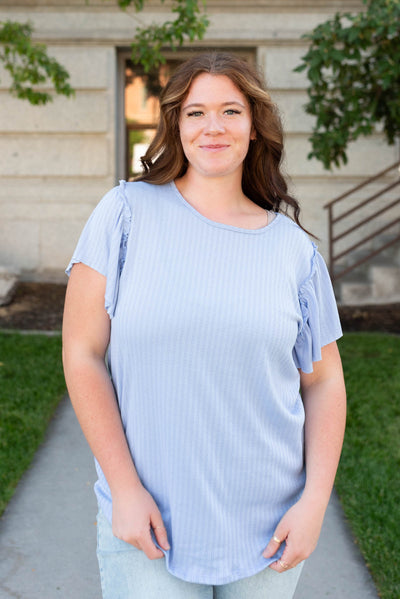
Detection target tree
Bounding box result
[0,20,74,105]
[294,0,400,169]
[0,0,208,106]
[122,0,209,72]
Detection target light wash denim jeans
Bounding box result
[96,510,304,599]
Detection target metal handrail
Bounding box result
[333,197,400,243]
[333,217,400,261]
[331,232,400,281]
[324,160,400,282]
[323,160,400,208]
[331,179,400,225]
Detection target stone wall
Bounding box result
[0,0,398,280]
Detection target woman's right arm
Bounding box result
[62,262,170,558]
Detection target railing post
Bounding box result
[324,159,400,284]
[327,204,334,281]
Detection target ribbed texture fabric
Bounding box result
[66,181,342,585]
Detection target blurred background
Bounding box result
[0,0,399,308]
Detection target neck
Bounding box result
[175,170,248,216]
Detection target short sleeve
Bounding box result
[293,243,342,373]
[65,180,132,318]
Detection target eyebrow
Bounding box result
[182,101,247,110]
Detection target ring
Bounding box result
[272,535,281,544]
[278,559,288,570]
[154,525,165,530]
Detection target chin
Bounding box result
[199,163,243,179]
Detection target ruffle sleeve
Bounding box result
[293,243,342,373]
[65,180,132,318]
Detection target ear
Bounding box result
[250,127,257,141]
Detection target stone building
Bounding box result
[1,0,399,302]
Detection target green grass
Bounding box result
[0,330,399,597]
[336,333,400,599]
[0,331,66,515]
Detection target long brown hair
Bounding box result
[136,52,304,228]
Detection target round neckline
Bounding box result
[170,181,280,235]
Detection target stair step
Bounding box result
[339,282,372,306]
[0,268,18,307]
[370,266,400,301]
[338,265,400,305]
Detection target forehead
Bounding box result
[182,73,248,105]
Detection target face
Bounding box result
[179,73,255,180]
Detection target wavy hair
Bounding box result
[136,51,305,228]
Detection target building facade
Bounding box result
[0,0,398,290]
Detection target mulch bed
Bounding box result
[339,303,400,335]
[0,283,66,331]
[0,282,400,334]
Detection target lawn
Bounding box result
[0,330,399,597]
[0,331,66,515]
[336,333,400,599]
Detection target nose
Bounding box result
[204,113,225,135]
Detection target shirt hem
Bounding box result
[163,557,278,586]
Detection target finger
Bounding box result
[269,558,291,573]
[263,530,286,558]
[138,529,165,560]
[151,514,171,551]
[152,524,171,551]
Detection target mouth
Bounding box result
[199,144,229,151]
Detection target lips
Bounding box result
[199,144,230,151]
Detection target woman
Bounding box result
[63,52,346,599]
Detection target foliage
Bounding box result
[336,333,400,599]
[0,20,74,105]
[0,332,66,515]
[120,0,209,72]
[295,0,400,169]
[0,2,208,104]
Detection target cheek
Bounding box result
[179,121,195,143]
[237,128,253,150]
[232,118,253,140]
[243,120,254,138]
[178,126,194,160]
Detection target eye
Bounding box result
[224,109,241,115]
[186,110,203,117]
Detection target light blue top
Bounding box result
[66,180,342,585]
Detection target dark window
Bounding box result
[124,59,182,179]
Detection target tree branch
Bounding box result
[294,0,400,169]
[0,20,74,105]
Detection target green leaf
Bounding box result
[1,2,210,102]
[129,1,209,72]
[292,0,400,169]
[0,20,74,105]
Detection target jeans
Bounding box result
[96,510,304,599]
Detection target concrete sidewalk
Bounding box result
[0,396,379,599]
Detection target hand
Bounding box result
[262,496,326,572]
[112,483,170,560]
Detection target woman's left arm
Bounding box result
[263,341,346,571]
